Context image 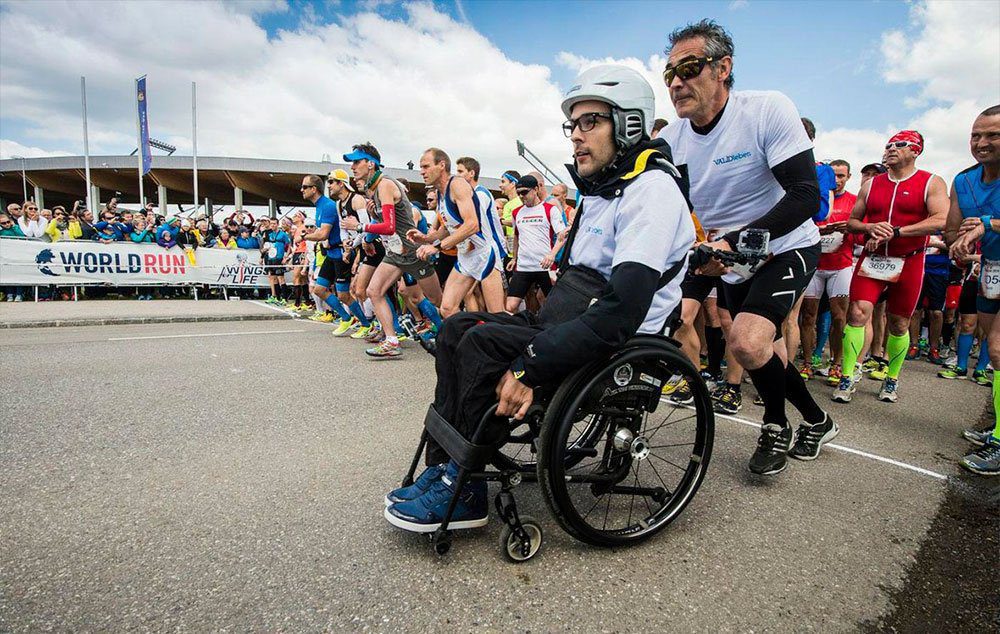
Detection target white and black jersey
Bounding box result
[570,169,695,333]
[658,90,820,284]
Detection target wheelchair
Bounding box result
[398,334,714,562]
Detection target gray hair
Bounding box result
[666,19,735,89]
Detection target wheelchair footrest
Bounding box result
[423,404,493,471]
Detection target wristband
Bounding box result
[982,215,993,234]
[358,223,366,234]
[892,226,901,239]
[431,239,441,247]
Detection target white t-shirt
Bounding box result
[569,170,694,334]
[658,90,819,283]
[513,201,566,272]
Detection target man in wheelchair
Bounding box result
[384,65,697,533]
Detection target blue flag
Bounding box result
[136,76,151,175]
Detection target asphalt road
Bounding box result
[1,319,997,631]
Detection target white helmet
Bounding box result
[561,65,655,150]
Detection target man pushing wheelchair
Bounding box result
[383,65,698,536]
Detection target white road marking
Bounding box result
[248,300,331,326]
[662,397,949,481]
[109,329,305,341]
[249,299,297,315]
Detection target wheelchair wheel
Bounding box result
[498,515,543,563]
[537,336,714,547]
[490,405,544,472]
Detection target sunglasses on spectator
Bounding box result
[10,206,21,210]
[562,112,613,137]
[662,56,718,85]
[25,206,38,211]
[885,141,917,150]
[0,220,12,226]
[300,184,315,190]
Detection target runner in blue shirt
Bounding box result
[946,104,1000,475]
[300,173,354,325]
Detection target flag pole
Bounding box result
[192,81,198,218]
[81,76,93,215]
[135,76,146,208]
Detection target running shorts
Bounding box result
[384,250,436,280]
[436,252,457,286]
[849,252,924,318]
[681,271,728,310]
[959,277,978,314]
[945,283,962,311]
[722,244,820,330]
[360,240,386,268]
[455,246,499,282]
[918,272,948,312]
[508,270,553,298]
[805,266,852,299]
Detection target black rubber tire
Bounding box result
[498,515,543,563]
[537,336,714,547]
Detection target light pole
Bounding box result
[11,155,27,202]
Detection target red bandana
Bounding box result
[888,130,923,155]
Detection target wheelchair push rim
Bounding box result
[538,341,714,547]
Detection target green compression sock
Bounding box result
[886,332,910,379]
[993,379,1000,442]
[841,324,866,376]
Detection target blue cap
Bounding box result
[343,149,380,166]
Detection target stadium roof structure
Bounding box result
[0,155,544,213]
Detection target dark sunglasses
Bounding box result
[662,56,716,85]
[300,184,315,190]
[885,141,916,150]
[515,188,532,197]
[0,220,12,226]
[562,112,613,138]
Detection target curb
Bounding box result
[0,313,296,329]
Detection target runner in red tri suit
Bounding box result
[833,130,949,404]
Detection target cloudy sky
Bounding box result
[1,0,997,192]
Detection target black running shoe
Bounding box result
[789,414,839,461]
[749,424,793,475]
[713,384,742,414]
[669,380,694,405]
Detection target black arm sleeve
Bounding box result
[512,262,664,387]
[722,148,820,249]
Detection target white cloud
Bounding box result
[729,0,749,10]
[822,0,999,189]
[0,1,573,181]
[0,139,72,159]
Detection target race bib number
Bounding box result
[267,246,277,258]
[820,233,845,254]
[384,233,404,254]
[981,259,1000,299]
[859,254,904,282]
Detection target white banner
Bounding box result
[0,238,275,287]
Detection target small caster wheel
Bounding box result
[432,528,451,556]
[499,515,543,563]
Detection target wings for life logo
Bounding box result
[216,252,264,286]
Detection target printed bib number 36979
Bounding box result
[859,254,904,282]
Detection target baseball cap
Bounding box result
[861,163,888,174]
[516,175,539,189]
[328,168,353,185]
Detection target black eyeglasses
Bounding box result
[662,55,716,85]
[562,112,613,138]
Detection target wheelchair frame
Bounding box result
[397,334,715,562]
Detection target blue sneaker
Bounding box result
[384,464,488,533]
[383,463,446,507]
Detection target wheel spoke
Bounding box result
[649,452,690,472]
[645,412,697,443]
[647,441,696,449]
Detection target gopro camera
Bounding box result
[737,228,770,257]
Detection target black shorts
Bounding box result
[680,271,728,311]
[360,240,386,267]
[291,252,305,266]
[722,244,820,330]
[959,277,979,315]
[436,252,457,286]
[918,272,948,312]
[508,271,553,299]
[265,259,285,277]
